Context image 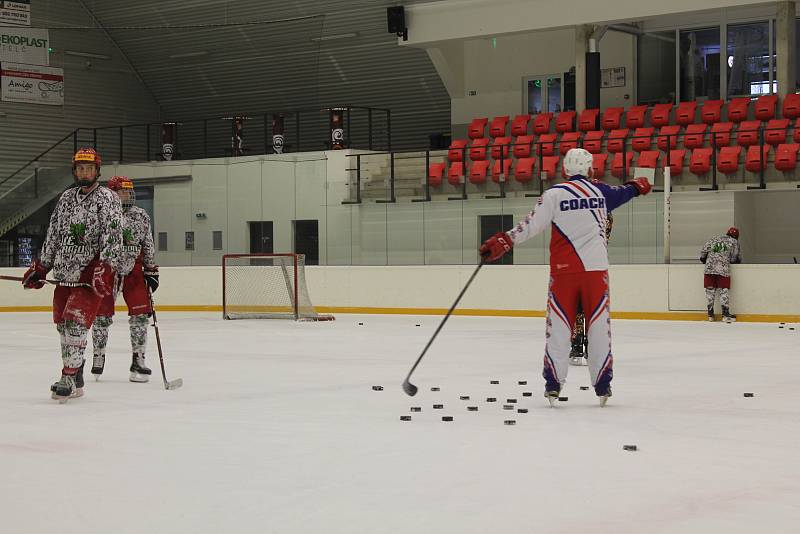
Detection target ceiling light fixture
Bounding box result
[310,32,358,42]
[64,50,112,60]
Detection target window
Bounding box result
[158,232,168,251]
[638,31,677,104]
[679,27,721,101]
[212,230,223,251]
[727,22,770,97]
[185,231,194,251]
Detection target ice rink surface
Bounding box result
[1,312,798,534]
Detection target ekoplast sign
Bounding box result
[0,27,48,65]
[1,62,63,105]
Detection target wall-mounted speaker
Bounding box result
[387,6,405,34]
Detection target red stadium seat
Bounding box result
[726,97,751,123]
[491,136,511,159]
[559,132,582,155]
[683,124,707,150]
[711,122,734,147]
[448,139,468,162]
[537,133,557,156]
[607,129,629,153]
[764,118,789,146]
[555,111,576,133]
[657,125,681,151]
[636,150,660,169]
[736,121,760,147]
[689,148,713,175]
[717,146,742,174]
[611,152,634,179]
[532,113,553,134]
[578,109,600,132]
[754,95,778,121]
[469,160,490,184]
[583,130,605,154]
[676,101,698,126]
[625,105,648,128]
[631,127,655,152]
[489,115,509,138]
[794,118,800,143]
[782,94,800,120]
[541,156,560,180]
[601,107,624,130]
[469,137,489,161]
[650,103,673,127]
[468,117,488,139]
[447,161,465,186]
[514,158,536,183]
[774,143,800,171]
[428,162,445,187]
[592,153,609,178]
[700,100,724,124]
[745,145,770,172]
[491,159,512,183]
[663,149,686,177]
[511,114,532,136]
[512,135,534,159]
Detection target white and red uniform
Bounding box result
[506,176,638,394]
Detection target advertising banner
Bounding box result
[0,27,48,64]
[1,62,63,105]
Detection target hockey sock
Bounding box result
[129,314,149,354]
[705,288,717,311]
[92,315,113,356]
[719,288,731,310]
[61,320,89,369]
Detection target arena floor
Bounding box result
[1,312,797,534]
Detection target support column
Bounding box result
[575,25,590,113]
[777,1,796,96]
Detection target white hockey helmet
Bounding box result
[563,148,594,178]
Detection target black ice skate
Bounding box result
[76,361,85,390]
[569,334,588,366]
[596,385,612,407]
[707,306,715,322]
[50,372,83,403]
[91,353,105,380]
[129,353,152,383]
[722,307,737,323]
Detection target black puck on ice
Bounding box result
[623,445,638,451]
[358,322,364,326]
[486,397,497,402]
[372,385,383,391]
[490,380,500,385]
[558,396,569,402]
[518,380,528,385]
[410,407,422,412]
[503,404,514,410]
[580,386,590,391]
[517,408,528,414]
[433,404,444,409]
[743,392,755,397]
[506,398,517,403]
[467,406,479,411]
[400,416,412,421]
[779,325,784,328]
[415,324,421,327]
[522,392,532,397]
[790,328,796,331]
[504,420,516,426]
[431,387,440,392]
[459,395,470,400]
[442,416,454,422]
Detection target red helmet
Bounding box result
[107,175,133,191]
[727,227,740,239]
[72,147,102,167]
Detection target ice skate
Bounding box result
[544,389,560,407]
[596,385,612,407]
[707,306,715,322]
[722,307,737,323]
[129,353,152,383]
[91,353,105,380]
[50,373,82,403]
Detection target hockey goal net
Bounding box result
[222,253,333,321]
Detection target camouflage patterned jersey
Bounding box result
[118,206,156,275]
[700,234,741,276]
[40,185,123,282]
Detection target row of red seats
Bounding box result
[428,144,800,188]
[467,94,800,139]
[449,118,800,163]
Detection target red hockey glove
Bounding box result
[144,265,159,293]
[90,262,114,298]
[479,232,514,262]
[625,177,652,196]
[22,260,50,289]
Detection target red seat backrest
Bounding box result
[490,159,512,183]
[555,111,576,133]
[578,109,600,132]
[447,161,465,185]
[631,127,655,152]
[736,121,760,147]
[700,100,724,124]
[541,155,560,179]
[625,105,648,128]
[428,162,445,187]
[775,143,800,171]
[592,153,609,177]
[468,117,488,139]
[675,101,698,126]
[683,124,707,150]
[607,129,629,153]
[514,158,536,183]
[469,137,490,161]
[559,132,582,155]
[689,148,713,174]
[489,115,510,138]
[532,113,554,134]
[726,98,751,123]
[764,118,789,146]
[754,95,778,121]
[717,146,742,174]
[537,133,557,156]
[657,125,681,151]
[611,152,634,179]
[469,160,490,184]
[794,118,800,143]
[711,122,734,147]
[636,151,660,169]
[745,145,770,172]
[601,107,624,130]
[448,139,468,162]
[663,149,686,176]
[650,103,673,127]
[782,94,800,120]
[491,136,512,159]
[511,114,532,136]
[513,135,534,159]
[583,130,605,154]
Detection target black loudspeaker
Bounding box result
[387,6,405,34]
[586,52,601,110]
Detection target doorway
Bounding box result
[292,219,319,265]
[248,221,274,253]
[479,214,514,265]
[524,74,564,114]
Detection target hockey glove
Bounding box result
[144,266,159,293]
[90,262,114,298]
[625,177,652,196]
[22,260,50,290]
[479,232,514,262]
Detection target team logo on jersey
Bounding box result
[61,223,89,254]
[122,228,139,252]
[712,242,729,253]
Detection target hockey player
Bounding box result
[91,176,159,382]
[701,227,741,323]
[479,148,651,406]
[22,148,122,402]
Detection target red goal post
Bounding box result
[222,253,334,321]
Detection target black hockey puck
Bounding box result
[580,386,590,391]
[415,324,421,327]
[486,397,497,402]
[623,445,637,451]
[779,325,784,328]
[372,385,383,391]
[410,407,422,412]
[467,406,478,411]
[503,404,514,410]
[431,387,440,392]
[506,398,517,403]
[490,380,500,384]
[433,404,444,409]
[517,408,528,414]
[400,415,412,421]
[780,322,786,325]
[442,416,453,422]
[558,396,568,401]
[522,392,532,397]
[358,322,364,326]
[504,420,516,426]
[743,392,754,397]
[518,380,527,385]
[459,395,470,400]
[790,328,796,331]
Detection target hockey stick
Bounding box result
[1,274,72,286]
[147,289,183,390]
[402,259,486,396]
